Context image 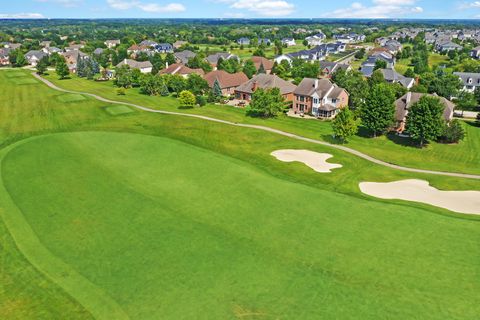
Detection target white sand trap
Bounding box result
[271,149,342,173]
[359,179,480,215]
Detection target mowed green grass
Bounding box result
[104,105,134,116]
[1,69,480,319]
[44,73,480,175]
[57,93,86,103]
[1,131,479,319]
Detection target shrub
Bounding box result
[196,95,206,107]
[438,120,465,143]
[117,88,126,95]
[178,90,196,107]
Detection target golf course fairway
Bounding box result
[1,131,478,319]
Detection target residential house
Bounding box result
[174,50,196,64]
[435,41,463,52]
[470,46,480,59]
[0,48,10,66]
[379,69,415,89]
[104,39,120,48]
[305,32,326,46]
[139,40,158,47]
[127,44,152,57]
[319,61,351,78]
[274,42,345,65]
[293,78,349,118]
[453,72,480,93]
[116,59,153,74]
[159,63,204,78]
[395,92,455,133]
[251,56,274,74]
[155,43,173,53]
[205,52,238,69]
[237,37,250,46]
[40,41,51,48]
[61,50,89,72]
[24,50,47,66]
[42,47,62,55]
[258,38,271,45]
[383,39,402,54]
[65,44,84,52]
[173,40,188,49]
[281,38,296,46]
[234,74,297,102]
[3,42,21,50]
[334,33,365,44]
[204,70,248,96]
[360,52,395,77]
[375,37,390,46]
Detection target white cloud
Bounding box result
[106,0,185,12]
[460,1,480,9]
[35,0,83,7]
[324,0,423,18]
[0,13,46,19]
[221,0,294,17]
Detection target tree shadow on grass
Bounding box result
[178,105,194,110]
[386,132,423,148]
[465,120,480,128]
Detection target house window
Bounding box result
[468,78,473,84]
[313,98,318,104]
[299,96,305,102]
[332,98,337,104]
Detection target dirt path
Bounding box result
[33,73,480,180]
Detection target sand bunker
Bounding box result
[359,179,480,214]
[271,149,342,173]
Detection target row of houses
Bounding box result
[274,42,346,65]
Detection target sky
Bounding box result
[1,0,480,20]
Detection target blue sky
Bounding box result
[1,0,479,19]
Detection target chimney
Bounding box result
[406,92,412,109]
[314,79,318,88]
[124,58,127,64]
[252,81,258,91]
[166,61,169,68]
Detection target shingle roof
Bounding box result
[159,63,204,76]
[294,78,342,98]
[395,92,455,122]
[235,74,296,95]
[174,50,196,64]
[251,56,274,71]
[204,70,248,89]
[116,59,152,69]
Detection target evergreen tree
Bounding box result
[36,56,49,75]
[257,62,266,74]
[360,83,396,137]
[406,95,445,147]
[15,54,27,67]
[212,79,222,99]
[332,107,358,143]
[160,81,169,96]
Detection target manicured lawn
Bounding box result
[2,131,480,319]
[104,105,135,116]
[1,68,480,319]
[429,53,449,68]
[43,73,480,175]
[57,93,87,103]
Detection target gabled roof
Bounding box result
[204,70,248,89]
[453,72,480,86]
[251,56,274,71]
[395,92,455,122]
[206,52,237,66]
[379,68,414,88]
[159,63,204,76]
[24,50,47,60]
[235,74,296,95]
[294,78,339,98]
[174,50,196,64]
[116,59,153,69]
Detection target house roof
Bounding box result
[251,56,274,71]
[453,72,480,86]
[25,50,47,60]
[235,74,296,95]
[174,50,196,64]
[105,39,120,44]
[294,78,346,99]
[206,52,237,66]
[395,92,455,122]
[116,59,153,69]
[204,70,248,89]
[379,68,414,88]
[319,61,350,73]
[159,63,204,76]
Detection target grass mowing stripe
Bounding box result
[0,136,129,320]
[58,94,87,103]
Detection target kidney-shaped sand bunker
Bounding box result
[271,149,342,173]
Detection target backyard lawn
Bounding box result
[44,72,480,175]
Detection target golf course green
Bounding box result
[1,69,479,319]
